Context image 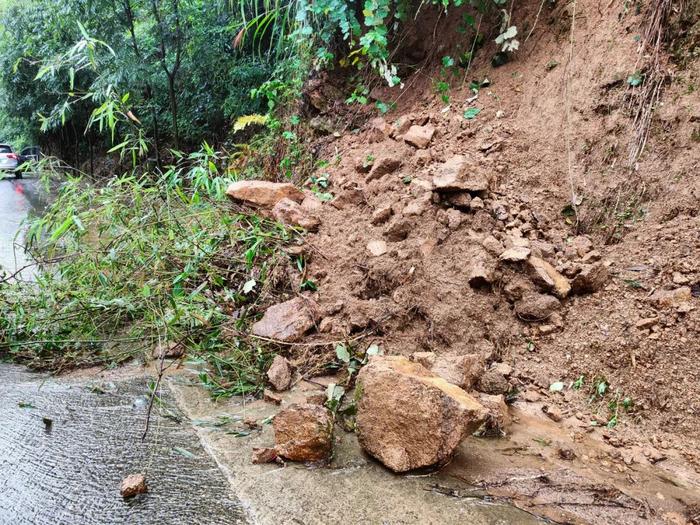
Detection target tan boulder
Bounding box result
[273,404,334,462]
[433,155,489,193]
[527,256,571,298]
[267,355,294,391]
[356,356,487,472]
[226,181,304,207]
[403,125,435,149]
[252,297,319,342]
[271,198,321,231]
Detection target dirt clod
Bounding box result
[267,355,294,392]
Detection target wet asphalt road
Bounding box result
[0,175,42,279]
[0,365,247,524]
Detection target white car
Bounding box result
[0,144,19,177]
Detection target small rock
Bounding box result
[571,263,609,294]
[301,194,323,211]
[153,341,184,360]
[643,446,667,464]
[515,293,561,321]
[672,272,689,285]
[527,256,571,298]
[252,297,319,342]
[403,194,431,216]
[477,369,511,395]
[491,362,513,377]
[120,473,147,499]
[477,393,512,435]
[393,114,414,136]
[470,197,485,209]
[252,447,278,464]
[444,191,472,210]
[468,259,494,288]
[367,117,392,142]
[273,404,334,462]
[271,198,321,231]
[558,445,576,460]
[243,417,260,429]
[226,181,304,208]
[305,392,327,406]
[404,125,435,149]
[371,205,393,225]
[384,217,413,241]
[636,317,658,330]
[482,235,505,256]
[267,355,294,391]
[569,236,594,257]
[332,188,365,209]
[446,209,464,230]
[356,356,487,472]
[581,250,602,263]
[530,240,555,259]
[433,155,489,193]
[367,240,388,256]
[522,389,541,402]
[366,155,402,182]
[264,389,283,405]
[648,287,692,309]
[542,405,563,422]
[499,246,531,263]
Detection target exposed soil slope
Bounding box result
[290,0,700,487]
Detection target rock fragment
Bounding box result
[271,198,321,231]
[499,246,531,263]
[542,405,563,422]
[515,292,561,321]
[226,181,304,207]
[648,286,692,309]
[477,369,511,395]
[384,217,413,241]
[432,155,489,193]
[477,393,512,435]
[371,205,393,225]
[264,389,283,405]
[403,125,435,149]
[527,256,571,298]
[267,355,294,391]
[356,356,487,472]
[366,155,402,182]
[468,259,494,288]
[570,262,609,294]
[252,447,278,464]
[252,297,318,342]
[367,240,388,256]
[273,404,334,462]
[120,473,147,499]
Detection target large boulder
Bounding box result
[226,181,304,208]
[273,404,334,462]
[356,356,487,472]
[252,297,319,342]
[433,155,489,193]
[271,198,321,231]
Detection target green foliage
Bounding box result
[0,152,301,389]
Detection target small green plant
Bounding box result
[346,85,370,105]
